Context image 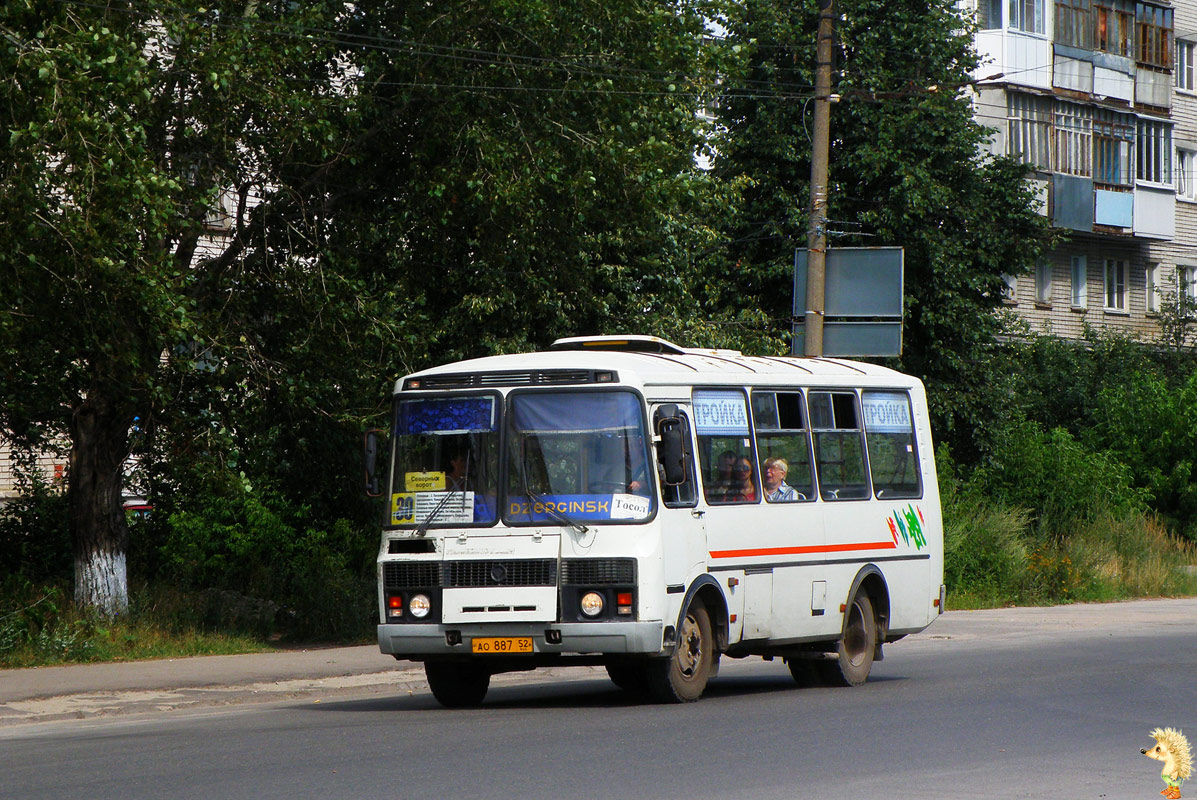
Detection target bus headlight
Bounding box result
[580,591,605,617]
[409,593,432,619]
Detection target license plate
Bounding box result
[471,636,534,654]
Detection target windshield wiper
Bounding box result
[524,487,589,536]
[414,488,463,537]
[519,442,588,535]
[415,451,472,537]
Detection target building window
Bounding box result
[1071,256,1088,307]
[1180,267,1197,306]
[1002,273,1019,302]
[1135,3,1172,68]
[1146,263,1161,313]
[978,0,1003,28]
[1104,259,1127,310]
[1056,0,1094,48]
[1094,109,1134,186]
[1010,0,1047,33]
[1055,102,1092,177]
[1136,118,1171,184]
[1008,94,1052,170]
[1096,0,1134,57]
[1179,41,1195,91]
[1178,149,1197,201]
[1035,261,1052,304]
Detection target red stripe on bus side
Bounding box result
[709,540,898,559]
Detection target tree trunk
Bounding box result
[68,395,133,616]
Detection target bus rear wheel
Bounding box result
[425,662,491,708]
[816,592,877,687]
[646,602,714,703]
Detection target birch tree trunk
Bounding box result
[68,396,132,616]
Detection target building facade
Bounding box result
[967,0,1197,344]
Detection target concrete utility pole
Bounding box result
[804,0,835,357]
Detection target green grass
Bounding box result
[0,583,277,669]
[944,503,1197,610]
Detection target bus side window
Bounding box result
[862,391,922,499]
[654,408,697,508]
[692,389,758,504]
[808,391,870,501]
[752,390,815,502]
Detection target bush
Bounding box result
[1089,370,1197,540]
[943,493,1030,605]
[968,417,1148,538]
[159,474,375,640]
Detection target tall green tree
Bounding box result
[712,0,1054,457]
[1,0,726,614]
[0,0,353,614]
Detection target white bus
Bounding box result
[366,335,944,707]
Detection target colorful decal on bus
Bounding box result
[887,504,927,550]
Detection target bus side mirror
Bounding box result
[654,405,687,487]
[364,430,384,497]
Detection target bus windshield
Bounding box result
[504,390,655,525]
[389,394,500,527]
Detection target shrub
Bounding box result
[1089,370,1197,540]
[159,474,375,640]
[942,492,1030,604]
[968,417,1148,539]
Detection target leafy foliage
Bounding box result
[711,0,1055,456]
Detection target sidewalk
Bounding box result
[0,644,426,727]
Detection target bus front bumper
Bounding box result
[378,621,665,657]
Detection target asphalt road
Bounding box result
[1,599,1195,799]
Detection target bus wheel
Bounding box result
[605,662,645,694]
[425,662,490,708]
[647,602,714,703]
[817,592,876,687]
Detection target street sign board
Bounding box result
[793,247,904,357]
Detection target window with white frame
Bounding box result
[1002,273,1019,302]
[978,0,1003,28]
[1135,3,1172,68]
[1179,40,1195,91]
[1094,109,1134,186]
[1056,0,1094,48]
[1136,118,1171,184]
[1008,94,1052,170]
[1146,263,1162,312]
[1179,149,1197,201]
[1104,259,1127,310]
[1071,255,1088,307]
[1180,266,1197,305]
[1011,0,1047,33]
[1055,102,1093,176]
[1035,261,1052,304]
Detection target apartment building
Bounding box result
[968,0,1197,343]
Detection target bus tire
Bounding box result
[817,592,877,687]
[605,662,646,694]
[646,601,714,703]
[425,662,490,708]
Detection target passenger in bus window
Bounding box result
[709,450,736,499]
[723,457,757,502]
[762,457,799,502]
[625,436,650,496]
[445,450,469,490]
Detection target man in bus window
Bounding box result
[708,450,736,500]
[763,457,798,502]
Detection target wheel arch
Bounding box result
[846,564,890,640]
[675,574,729,652]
